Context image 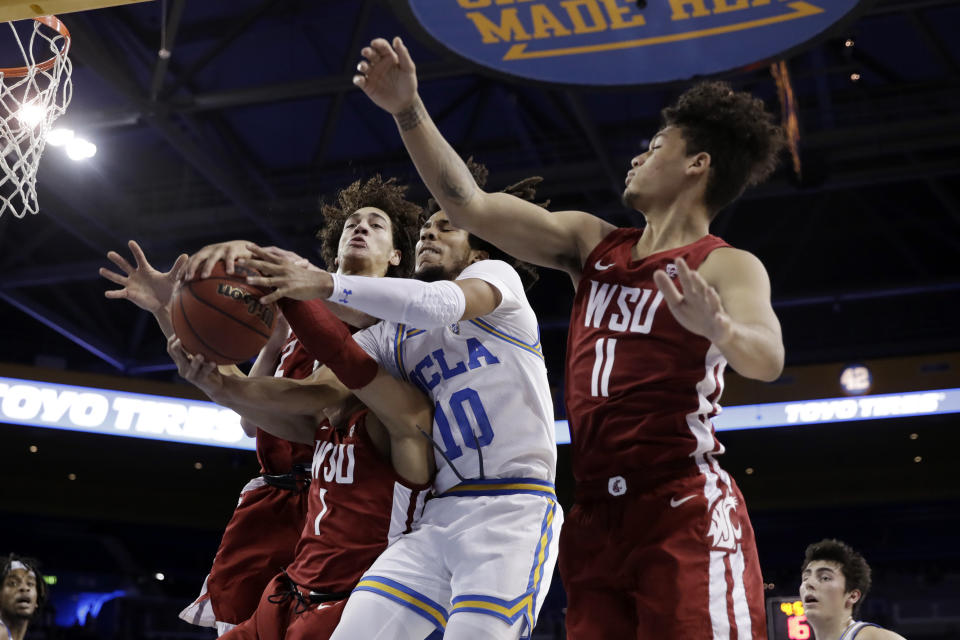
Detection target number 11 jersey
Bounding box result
[565,228,731,483]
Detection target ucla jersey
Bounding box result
[354,260,556,494]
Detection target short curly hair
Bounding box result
[802,539,872,618]
[661,81,785,214]
[2,553,47,614]
[316,175,423,278]
[426,158,543,291]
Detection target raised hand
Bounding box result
[183,240,257,280]
[167,336,223,398]
[353,37,418,116]
[239,246,334,305]
[653,257,734,346]
[100,240,187,314]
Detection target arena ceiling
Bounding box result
[0,0,958,382]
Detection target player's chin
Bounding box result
[414,264,448,283]
[621,188,642,210]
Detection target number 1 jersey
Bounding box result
[354,260,557,494]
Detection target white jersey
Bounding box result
[355,260,556,494]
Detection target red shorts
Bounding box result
[221,574,348,640]
[181,477,309,626]
[559,470,767,640]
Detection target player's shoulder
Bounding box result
[561,210,616,249]
[460,259,526,294]
[856,625,906,640]
[578,222,634,264]
[699,246,769,285]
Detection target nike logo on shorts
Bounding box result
[594,260,615,271]
[669,494,697,507]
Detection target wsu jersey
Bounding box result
[565,228,731,483]
[255,332,319,474]
[355,260,556,494]
[285,409,429,592]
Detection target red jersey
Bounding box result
[255,333,317,474]
[565,228,731,482]
[285,409,429,593]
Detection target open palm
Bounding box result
[100,240,187,314]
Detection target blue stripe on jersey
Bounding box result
[440,477,555,499]
[467,318,544,361]
[392,323,407,382]
[393,324,428,383]
[353,576,448,630]
[450,498,556,632]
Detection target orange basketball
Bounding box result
[170,262,278,365]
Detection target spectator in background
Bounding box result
[1,555,44,640]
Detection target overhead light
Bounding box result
[745,467,755,475]
[154,573,165,581]
[193,462,203,470]
[47,127,75,147]
[65,137,97,161]
[29,445,38,453]
[913,456,922,463]
[17,103,45,127]
[850,72,861,82]
[67,473,77,480]
[844,38,855,48]
[909,433,918,440]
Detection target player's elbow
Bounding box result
[754,347,785,382]
[442,190,493,230]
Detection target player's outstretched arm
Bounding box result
[167,336,348,444]
[236,313,291,437]
[653,251,784,382]
[354,37,613,276]
[352,369,435,485]
[272,299,435,483]
[100,240,188,339]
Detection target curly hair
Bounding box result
[661,81,785,214]
[2,553,46,614]
[426,158,543,291]
[802,539,872,618]
[316,175,423,278]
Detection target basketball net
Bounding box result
[0,16,72,219]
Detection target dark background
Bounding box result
[1,0,959,637]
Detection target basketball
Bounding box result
[170,261,278,365]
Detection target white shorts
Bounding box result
[353,478,562,636]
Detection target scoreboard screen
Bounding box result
[766,597,813,640]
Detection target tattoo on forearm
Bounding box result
[395,102,424,132]
[439,163,475,206]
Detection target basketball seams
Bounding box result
[174,291,244,364]
[184,280,274,341]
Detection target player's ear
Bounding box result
[845,589,861,609]
[389,249,401,267]
[687,151,710,176]
[469,249,489,264]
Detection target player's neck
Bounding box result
[810,612,855,640]
[338,258,386,278]
[1,615,28,640]
[632,201,710,260]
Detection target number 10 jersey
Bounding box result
[354,260,557,494]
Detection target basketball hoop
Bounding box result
[0,15,73,219]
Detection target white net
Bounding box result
[0,16,72,219]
